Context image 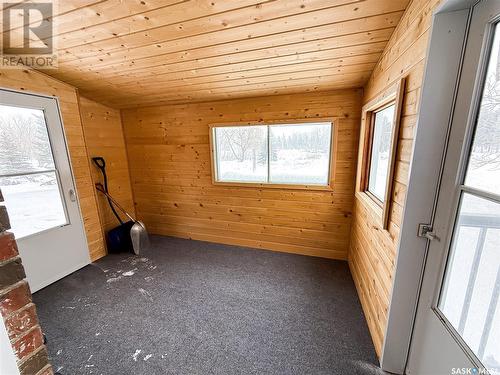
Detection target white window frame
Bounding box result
[209,119,336,191]
[356,78,405,229]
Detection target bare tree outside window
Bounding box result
[212,122,332,186]
[0,106,54,176]
[0,105,66,238]
[214,125,267,182]
[466,29,500,194]
[367,105,395,202]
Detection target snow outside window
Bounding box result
[0,104,67,238]
[367,105,395,203]
[212,122,333,187]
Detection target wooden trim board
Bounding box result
[208,118,337,191]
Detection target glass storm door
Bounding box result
[0,89,90,292]
[407,1,500,374]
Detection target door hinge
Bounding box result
[418,224,440,241]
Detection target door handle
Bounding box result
[69,189,77,202]
[424,231,440,241]
[418,224,440,241]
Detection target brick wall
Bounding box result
[0,188,53,375]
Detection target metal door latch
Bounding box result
[69,189,77,202]
[418,224,440,241]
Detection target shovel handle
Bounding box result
[92,157,124,225]
[92,157,106,170]
[95,183,136,222]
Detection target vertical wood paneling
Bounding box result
[122,90,363,259]
[348,0,443,356]
[79,96,135,257]
[0,69,106,261]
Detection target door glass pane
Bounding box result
[368,104,395,202]
[269,123,332,185]
[438,193,500,371]
[0,172,67,238]
[465,27,500,194]
[214,125,268,183]
[0,104,55,175]
[0,103,67,239]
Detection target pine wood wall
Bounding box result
[0,69,106,261]
[348,0,442,357]
[79,97,135,257]
[1,0,446,356]
[121,90,363,259]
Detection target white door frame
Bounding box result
[380,1,479,373]
[0,87,91,291]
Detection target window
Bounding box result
[357,78,405,228]
[367,104,396,202]
[0,104,68,238]
[210,121,334,189]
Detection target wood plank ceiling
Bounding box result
[19,0,410,107]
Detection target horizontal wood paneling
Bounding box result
[13,0,410,106]
[0,69,106,261]
[122,90,362,259]
[78,96,135,256]
[348,0,442,357]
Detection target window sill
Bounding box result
[212,180,334,192]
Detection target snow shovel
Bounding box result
[95,183,150,255]
[92,157,133,254]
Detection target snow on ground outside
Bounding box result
[0,180,66,239]
[368,152,388,200]
[218,149,330,184]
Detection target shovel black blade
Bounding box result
[106,221,134,253]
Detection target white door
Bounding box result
[407,1,500,374]
[0,89,90,292]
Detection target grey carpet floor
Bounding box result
[33,235,382,375]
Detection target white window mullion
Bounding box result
[0,169,57,179]
[266,125,270,184]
